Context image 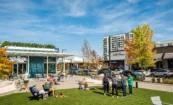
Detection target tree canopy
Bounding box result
[1,41,56,49]
[0,47,14,78]
[124,24,156,69]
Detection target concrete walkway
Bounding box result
[25,76,100,91]
[28,76,173,93]
[137,82,173,92]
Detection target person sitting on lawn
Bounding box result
[43,82,55,96]
[53,79,60,85]
[31,84,39,100]
[84,82,96,90]
[47,75,54,81]
[78,81,85,90]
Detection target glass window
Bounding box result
[168,43,172,46]
[160,44,164,47]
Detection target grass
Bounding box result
[0,87,173,105]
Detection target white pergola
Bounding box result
[7,51,75,78]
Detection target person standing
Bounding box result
[22,72,30,92]
[127,73,134,95]
[111,73,119,98]
[120,73,127,97]
[103,73,109,96]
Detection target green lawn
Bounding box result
[0,87,173,105]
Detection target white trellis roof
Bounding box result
[7,51,75,57]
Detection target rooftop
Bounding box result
[5,46,74,58]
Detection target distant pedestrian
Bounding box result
[127,73,133,95]
[22,71,30,92]
[120,73,127,97]
[103,73,109,96]
[111,73,119,98]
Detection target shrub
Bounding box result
[151,77,155,83]
[162,78,173,84]
[157,78,161,83]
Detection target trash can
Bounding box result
[136,82,138,88]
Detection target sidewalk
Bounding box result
[27,76,100,91]
[137,82,173,92]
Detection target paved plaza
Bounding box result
[0,76,173,96]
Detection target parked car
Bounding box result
[122,70,142,79]
[136,70,150,76]
[151,69,172,77]
[113,69,123,75]
[69,68,79,74]
[133,71,142,77]
[150,68,159,72]
[97,68,112,77]
[169,68,173,72]
[83,69,96,75]
[122,70,133,76]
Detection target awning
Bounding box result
[163,52,173,59]
[154,53,163,59]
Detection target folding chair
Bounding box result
[151,96,173,105]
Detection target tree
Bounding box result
[0,47,14,78]
[124,24,156,70]
[81,39,92,60]
[81,39,101,69]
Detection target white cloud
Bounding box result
[63,0,86,17]
[156,0,172,5]
[127,0,140,3]
[154,34,164,38]
[167,28,173,31]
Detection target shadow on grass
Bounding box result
[28,96,36,101]
[97,88,123,93]
[97,88,103,90]
[93,91,113,96]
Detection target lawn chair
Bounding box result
[29,87,40,100]
[151,96,173,105]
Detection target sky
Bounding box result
[0,0,173,56]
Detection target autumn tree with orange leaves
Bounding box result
[124,24,156,70]
[0,47,14,78]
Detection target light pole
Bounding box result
[62,49,67,73]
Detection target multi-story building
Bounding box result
[154,40,173,69]
[103,33,133,70]
[103,36,110,61]
[103,33,173,70]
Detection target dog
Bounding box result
[56,93,68,98]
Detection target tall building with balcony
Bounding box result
[103,36,110,61]
[103,32,133,70]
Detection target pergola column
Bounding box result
[63,57,65,73]
[55,57,58,74]
[12,64,14,75]
[17,63,19,76]
[28,56,30,73]
[47,56,48,78]
[77,63,79,69]
[22,64,24,74]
